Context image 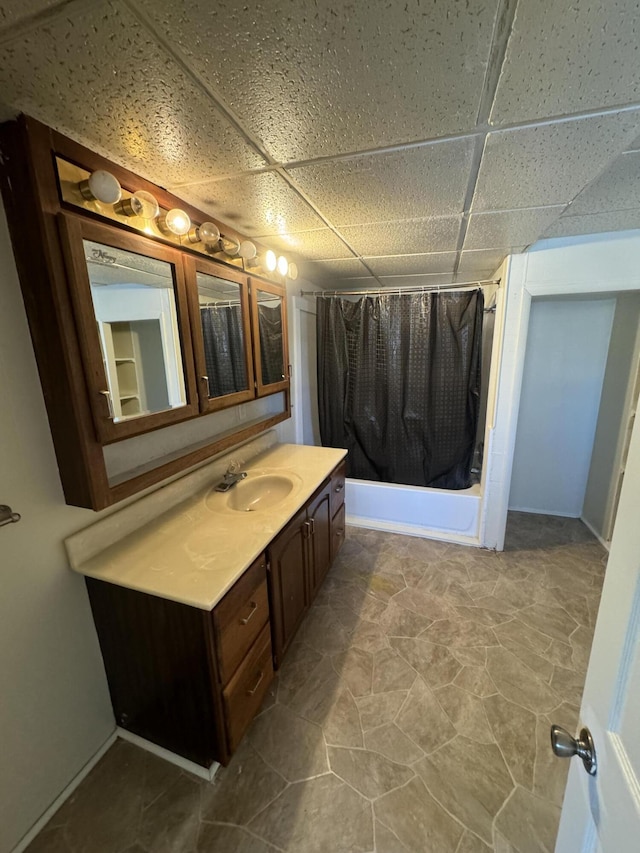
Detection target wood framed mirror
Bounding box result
[58,213,199,443]
[250,278,289,397]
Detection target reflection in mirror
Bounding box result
[84,240,187,422]
[256,290,285,385]
[196,272,248,398]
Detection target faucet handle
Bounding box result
[226,459,241,475]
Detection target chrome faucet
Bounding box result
[214,461,248,492]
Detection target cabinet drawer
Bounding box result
[330,460,347,517]
[213,554,269,684]
[331,502,346,560]
[222,624,274,753]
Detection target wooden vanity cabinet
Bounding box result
[86,552,273,768]
[267,461,344,667]
[330,460,347,559]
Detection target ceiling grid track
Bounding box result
[453,0,519,277]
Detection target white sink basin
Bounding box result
[207,471,301,513]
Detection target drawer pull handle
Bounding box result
[335,483,344,492]
[309,517,315,535]
[240,601,258,625]
[247,670,264,696]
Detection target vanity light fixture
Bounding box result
[78,170,122,204]
[238,240,257,260]
[277,255,289,277]
[218,235,241,256]
[114,190,160,220]
[157,208,191,237]
[265,249,277,272]
[188,221,220,246]
[287,262,299,281]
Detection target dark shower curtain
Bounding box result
[200,305,247,396]
[317,290,483,490]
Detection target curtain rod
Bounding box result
[299,278,500,298]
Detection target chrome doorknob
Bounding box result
[550,724,597,776]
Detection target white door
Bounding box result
[555,406,640,852]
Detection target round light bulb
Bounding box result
[188,221,220,245]
[265,250,277,272]
[115,190,159,219]
[287,262,299,281]
[277,255,289,276]
[158,208,191,236]
[238,240,257,260]
[220,236,241,256]
[79,170,122,204]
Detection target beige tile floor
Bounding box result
[27,513,606,853]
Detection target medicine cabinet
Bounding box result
[0,114,291,510]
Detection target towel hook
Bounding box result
[0,504,21,528]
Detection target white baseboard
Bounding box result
[346,513,481,548]
[11,731,118,853]
[507,505,581,518]
[580,516,611,551]
[116,728,220,782]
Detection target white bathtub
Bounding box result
[345,477,482,546]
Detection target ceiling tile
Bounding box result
[289,139,475,226]
[305,258,372,279]
[251,228,354,260]
[491,0,640,125]
[176,171,326,237]
[0,0,62,33]
[379,273,457,288]
[138,0,499,161]
[364,253,457,276]
[458,249,513,275]
[543,210,640,239]
[567,151,640,215]
[329,277,379,292]
[0,1,265,186]
[464,207,564,250]
[472,111,640,212]
[338,217,462,257]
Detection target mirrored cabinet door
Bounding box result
[250,279,289,397]
[184,258,254,412]
[58,214,199,443]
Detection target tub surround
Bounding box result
[66,434,346,610]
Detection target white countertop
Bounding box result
[68,443,347,610]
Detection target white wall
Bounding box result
[508,297,615,516]
[483,230,640,550]
[0,201,115,852]
[583,293,640,540]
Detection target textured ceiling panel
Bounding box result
[338,217,462,257]
[305,258,372,279]
[176,171,326,237]
[464,206,564,250]
[568,152,640,215]
[379,273,457,288]
[473,111,640,212]
[0,1,265,186]
[543,210,640,239]
[458,249,512,275]
[137,0,499,162]
[289,139,475,226]
[0,0,62,32]
[328,277,378,291]
[364,252,458,276]
[254,229,354,261]
[491,0,640,125]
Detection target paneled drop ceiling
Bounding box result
[0,0,639,290]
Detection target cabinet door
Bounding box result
[267,507,308,666]
[184,256,255,414]
[331,503,346,561]
[308,481,332,601]
[58,213,199,443]
[250,278,289,397]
